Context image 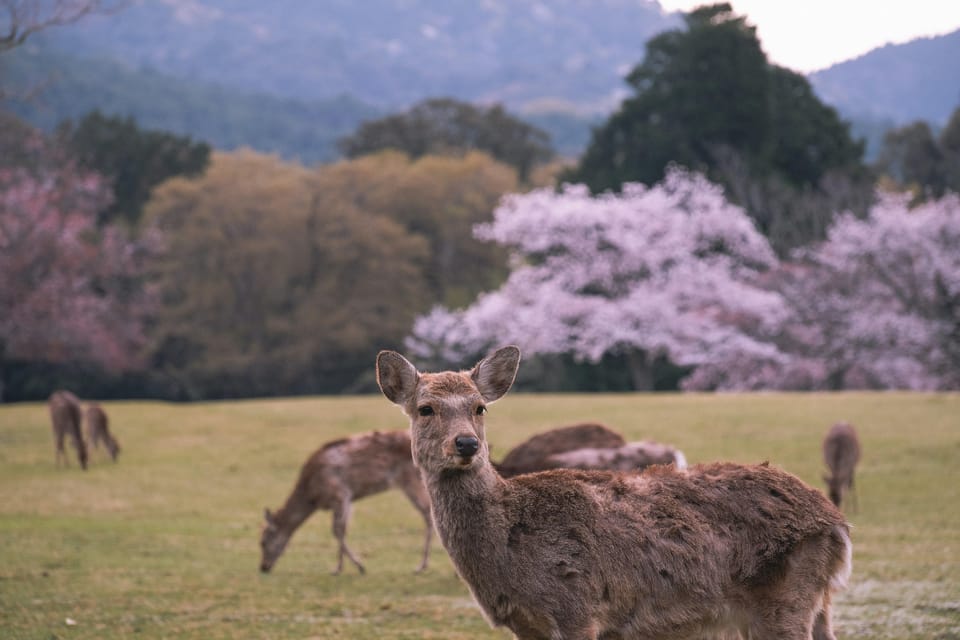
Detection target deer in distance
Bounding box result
[823,422,861,511]
[260,429,433,575]
[49,390,88,470]
[377,345,852,640]
[494,422,627,478]
[85,403,120,462]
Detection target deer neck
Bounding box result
[426,462,508,564]
[274,486,316,533]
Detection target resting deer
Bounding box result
[49,390,87,470]
[377,346,852,640]
[260,429,433,575]
[545,439,687,472]
[823,422,861,511]
[85,403,120,462]
[494,422,627,478]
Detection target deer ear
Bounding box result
[264,508,274,524]
[472,345,520,402]
[377,350,420,405]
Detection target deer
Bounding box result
[259,429,433,575]
[494,422,627,478]
[544,439,687,472]
[85,402,120,462]
[377,345,852,640]
[48,390,88,470]
[822,422,861,511]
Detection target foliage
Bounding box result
[56,110,210,225]
[312,150,517,310]
[565,2,868,254]
[756,193,960,391]
[144,150,432,399]
[875,105,960,202]
[338,98,554,182]
[409,169,960,391]
[408,169,782,390]
[1,392,959,639]
[0,116,160,390]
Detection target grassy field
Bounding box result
[1,391,958,639]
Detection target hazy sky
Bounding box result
[657,0,960,72]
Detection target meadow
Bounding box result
[1,391,958,639]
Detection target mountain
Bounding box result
[810,29,960,127]
[34,0,680,114]
[3,44,382,165]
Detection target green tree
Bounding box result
[875,105,960,201]
[566,3,867,253]
[313,150,517,309]
[337,98,554,182]
[144,150,430,398]
[57,111,210,226]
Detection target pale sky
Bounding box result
[657,0,960,73]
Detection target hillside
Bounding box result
[811,28,960,127]
[35,0,680,113]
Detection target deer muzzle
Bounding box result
[455,435,480,458]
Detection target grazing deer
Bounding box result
[377,346,852,640]
[49,390,88,470]
[85,403,120,462]
[494,422,627,478]
[823,422,861,511]
[545,439,687,472]
[260,429,433,575]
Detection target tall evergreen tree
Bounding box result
[566,3,867,253]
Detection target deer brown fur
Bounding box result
[544,439,687,472]
[85,403,120,462]
[494,422,627,478]
[49,390,87,470]
[823,422,861,511]
[377,346,852,640]
[260,429,433,575]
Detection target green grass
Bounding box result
[1,392,958,639]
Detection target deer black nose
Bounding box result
[455,436,479,457]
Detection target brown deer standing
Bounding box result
[544,439,687,472]
[49,390,88,470]
[823,422,861,511]
[260,429,433,575]
[494,422,627,478]
[377,346,852,640]
[85,403,120,462]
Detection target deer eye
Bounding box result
[418,406,434,417]
[476,405,487,416]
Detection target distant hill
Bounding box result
[33,0,680,113]
[8,3,959,164]
[3,44,382,165]
[811,29,960,127]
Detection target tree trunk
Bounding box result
[625,349,653,391]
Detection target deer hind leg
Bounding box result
[331,497,365,575]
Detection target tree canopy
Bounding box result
[57,111,210,226]
[565,3,868,254]
[338,98,554,182]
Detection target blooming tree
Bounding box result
[0,136,160,388]
[407,169,789,389]
[775,192,960,390]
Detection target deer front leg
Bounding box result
[331,497,365,575]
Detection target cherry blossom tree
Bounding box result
[407,169,788,389]
[772,192,960,390]
[0,129,160,396]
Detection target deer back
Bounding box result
[495,422,627,477]
[544,440,685,472]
